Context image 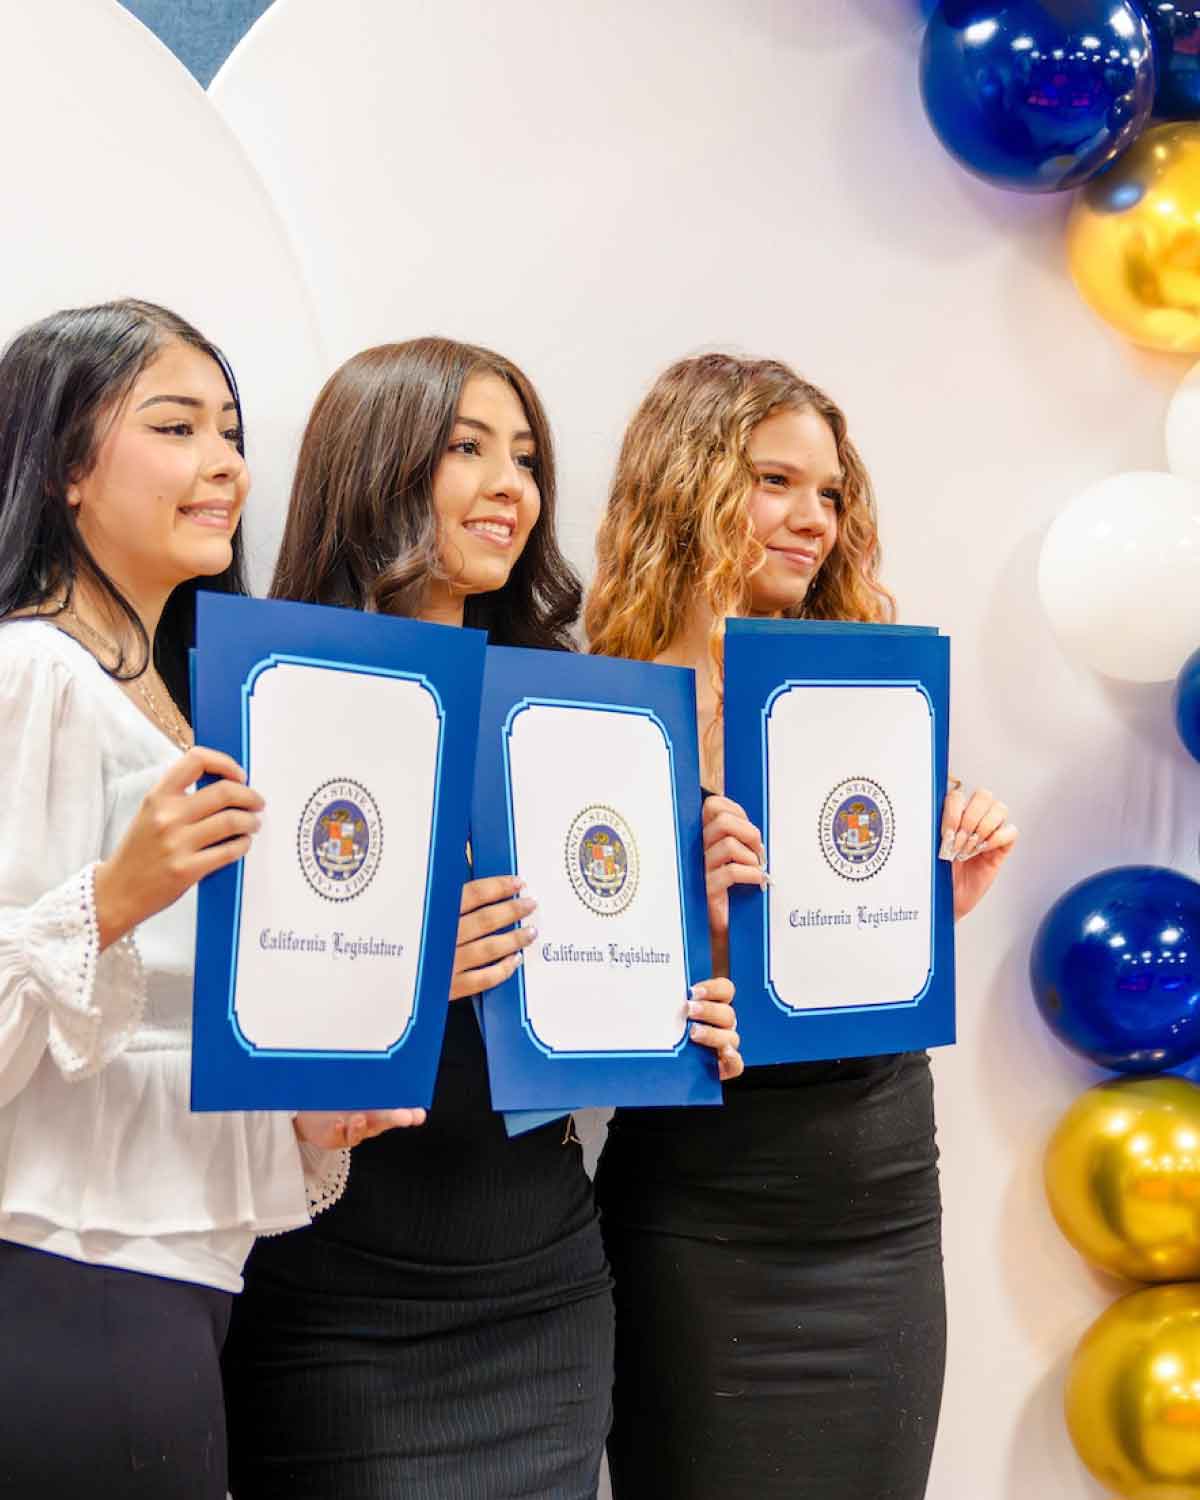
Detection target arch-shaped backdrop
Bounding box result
[0,0,326,588]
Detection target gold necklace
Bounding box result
[60,605,194,752]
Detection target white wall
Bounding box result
[209,4,1200,1496]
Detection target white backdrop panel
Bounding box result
[210,2,1200,1497]
[0,0,326,590]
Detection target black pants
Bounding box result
[0,1239,232,1500]
[595,1052,946,1500]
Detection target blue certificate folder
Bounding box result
[471,646,720,1110]
[190,593,486,1111]
[725,619,955,1066]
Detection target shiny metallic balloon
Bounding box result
[1177,647,1200,766]
[1030,866,1200,1073]
[1047,1078,1200,1282]
[1068,122,1200,353]
[919,1,1155,193]
[1145,5,1200,120]
[1067,1284,1200,1498]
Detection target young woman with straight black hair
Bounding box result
[0,299,418,1500]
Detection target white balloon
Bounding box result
[0,0,326,590]
[1038,471,1200,682]
[1167,360,1200,487]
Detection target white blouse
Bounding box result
[0,622,347,1293]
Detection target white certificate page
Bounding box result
[507,704,689,1054]
[232,660,440,1052]
[766,685,933,1011]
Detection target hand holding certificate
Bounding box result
[724,618,956,1065]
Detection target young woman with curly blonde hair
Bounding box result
[586,352,1017,1500]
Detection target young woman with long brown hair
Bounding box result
[586,352,1017,1500]
[221,337,742,1500]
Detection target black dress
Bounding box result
[222,1000,614,1500]
[594,1051,945,1500]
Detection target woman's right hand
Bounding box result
[93,746,264,950]
[294,1108,427,1149]
[450,876,538,1000]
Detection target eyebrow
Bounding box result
[136,394,239,413]
[755,457,844,484]
[454,415,535,443]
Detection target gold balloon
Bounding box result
[1068,123,1200,354]
[1045,1078,1200,1283]
[1067,1285,1200,1499]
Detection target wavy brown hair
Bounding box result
[585,353,894,689]
[272,337,580,647]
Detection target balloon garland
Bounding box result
[917,7,1200,1492]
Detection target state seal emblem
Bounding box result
[818,776,894,882]
[298,778,383,902]
[565,805,638,916]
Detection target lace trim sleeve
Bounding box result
[0,863,146,1090]
[298,1142,351,1218]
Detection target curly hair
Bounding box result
[585,353,894,695]
[272,337,580,649]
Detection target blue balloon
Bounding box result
[1142,4,1200,119]
[920,1,1157,192]
[1030,866,1200,1072]
[1176,645,1200,763]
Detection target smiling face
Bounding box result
[67,339,247,605]
[423,371,541,621]
[745,404,841,616]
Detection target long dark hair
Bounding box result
[270,337,581,648]
[0,298,249,716]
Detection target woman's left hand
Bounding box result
[939,784,1018,921]
[687,977,743,1082]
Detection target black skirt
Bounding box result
[594,1051,945,1500]
[223,1002,614,1500]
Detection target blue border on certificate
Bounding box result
[190,593,486,1111]
[725,619,955,1067]
[472,645,719,1110]
[224,653,444,1059]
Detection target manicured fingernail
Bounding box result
[690,1022,705,1040]
[521,896,538,912]
[938,832,956,861]
[689,984,708,1001]
[512,952,524,968]
[953,829,969,857]
[687,999,703,1017]
[523,925,538,941]
[760,870,771,887]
